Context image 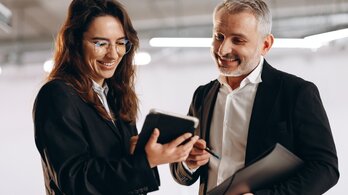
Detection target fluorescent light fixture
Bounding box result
[0,3,12,33]
[305,28,348,43]
[149,28,348,49]
[43,59,54,73]
[149,37,320,49]
[150,38,212,47]
[134,52,151,65]
[273,38,322,49]
[0,66,2,75]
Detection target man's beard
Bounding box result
[219,66,244,77]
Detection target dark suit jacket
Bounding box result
[171,61,339,195]
[33,79,159,195]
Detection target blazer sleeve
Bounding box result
[170,84,209,186]
[254,82,339,195]
[33,81,159,195]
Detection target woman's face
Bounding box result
[82,15,126,86]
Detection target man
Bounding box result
[170,0,339,194]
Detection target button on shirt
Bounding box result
[207,57,264,191]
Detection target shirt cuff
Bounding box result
[182,161,199,174]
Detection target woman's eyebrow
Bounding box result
[90,36,126,41]
[90,37,108,41]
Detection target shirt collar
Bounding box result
[92,80,109,96]
[218,56,264,90]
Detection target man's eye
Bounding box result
[214,33,224,41]
[95,41,109,47]
[232,38,245,45]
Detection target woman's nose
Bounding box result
[106,44,121,59]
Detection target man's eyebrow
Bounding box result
[230,33,248,39]
[212,30,248,39]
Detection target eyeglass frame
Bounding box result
[84,38,133,56]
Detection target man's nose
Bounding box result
[218,39,233,56]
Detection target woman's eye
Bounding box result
[116,39,128,46]
[95,41,109,47]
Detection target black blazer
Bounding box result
[171,61,339,195]
[33,79,159,195]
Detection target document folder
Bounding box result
[207,143,303,195]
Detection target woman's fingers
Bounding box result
[147,128,160,147]
[129,135,139,154]
[168,132,193,148]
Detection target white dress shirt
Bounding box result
[92,80,113,118]
[207,57,264,191]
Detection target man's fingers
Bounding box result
[187,152,210,161]
[194,139,207,149]
[190,147,206,155]
[186,156,210,168]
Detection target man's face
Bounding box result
[212,8,268,77]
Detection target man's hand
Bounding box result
[185,139,210,170]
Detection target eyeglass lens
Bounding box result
[94,39,132,55]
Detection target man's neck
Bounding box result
[226,75,248,90]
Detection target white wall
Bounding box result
[0,45,347,194]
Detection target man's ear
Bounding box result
[261,34,274,56]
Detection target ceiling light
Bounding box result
[43,59,54,73]
[273,38,322,49]
[134,52,151,66]
[149,37,321,49]
[304,28,348,44]
[0,66,2,75]
[149,38,212,47]
[149,28,348,49]
[0,3,12,33]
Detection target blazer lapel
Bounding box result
[90,105,123,142]
[104,92,124,140]
[201,81,220,145]
[245,61,282,163]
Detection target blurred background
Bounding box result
[1,0,347,194]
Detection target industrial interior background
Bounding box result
[0,0,347,194]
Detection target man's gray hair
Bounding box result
[214,0,272,36]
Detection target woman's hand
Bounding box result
[145,128,199,168]
[129,135,139,155]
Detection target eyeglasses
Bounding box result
[87,38,132,56]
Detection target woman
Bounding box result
[33,0,198,194]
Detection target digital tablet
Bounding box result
[134,108,199,154]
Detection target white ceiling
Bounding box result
[1,0,348,65]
